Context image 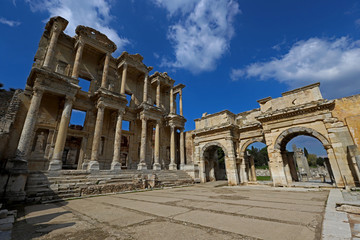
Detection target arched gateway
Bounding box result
[192,83,360,188]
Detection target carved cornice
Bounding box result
[256,100,334,122]
[75,25,117,53]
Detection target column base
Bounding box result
[82,162,88,170]
[169,163,177,170]
[111,161,122,171]
[48,160,62,171]
[87,161,100,171]
[180,164,185,170]
[153,163,161,170]
[137,162,148,170]
[8,157,28,171]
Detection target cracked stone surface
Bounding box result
[12,183,328,240]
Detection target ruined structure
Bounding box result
[192,83,360,188]
[1,16,360,203]
[0,16,189,201]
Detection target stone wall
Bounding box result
[332,94,360,150]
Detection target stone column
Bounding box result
[143,73,149,103]
[101,52,111,89]
[120,63,128,94]
[224,139,240,185]
[325,145,345,187]
[199,155,206,183]
[268,149,288,187]
[179,89,183,116]
[282,152,293,185]
[169,125,177,170]
[156,81,161,107]
[71,41,85,79]
[138,117,148,170]
[170,88,174,114]
[111,109,124,171]
[43,25,62,68]
[153,120,161,170]
[249,156,257,182]
[48,96,74,170]
[89,104,105,171]
[180,128,185,170]
[14,88,44,168]
[240,158,248,184]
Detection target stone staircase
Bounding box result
[25,170,194,203]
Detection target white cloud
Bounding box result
[0,17,21,27]
[231,37,360,99]
[156,0,241,73]
[25,0,128,52]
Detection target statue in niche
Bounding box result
[34,132,45,153]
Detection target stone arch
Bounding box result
[239,137,266,157]
[201,141,229,159]
[274,126,330,151]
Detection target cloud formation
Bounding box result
[0,17,21,27]
[231,37,360,99]
[25,0,128,51]
[155,0,241,73]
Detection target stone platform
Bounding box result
[25,170,194,203]
[13,184,328,240]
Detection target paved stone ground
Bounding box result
[11,182,329,240]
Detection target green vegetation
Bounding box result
[246,146,269,167]
[257,176,271,181]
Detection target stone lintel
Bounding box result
[150,71,175,87]
[173,83,185,94]
[281,82,320,97]
[75,25,117,53]
[45,16,68,33]
[257,96,272,104]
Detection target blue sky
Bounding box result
[1,0,360,156]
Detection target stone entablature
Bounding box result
[193,82,360,188]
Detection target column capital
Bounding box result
[65,95,76,103]
[97,102,106,110]
[75,39,85,48]
[118,108,126,116]
[33,87,44,97]
[123,62,128,70]
[169,123,176,129]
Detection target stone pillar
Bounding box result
[120,63,128,94]
[89,104,105,171]
[249,156,257,182]
[282,152,293,185]
[111,109,124,171]
[156,81,161,107]
[71,41,85,79]
[101,52,111,89]
[179,89,183,116]
[268,149,288,187]
[225,140,240,185]
[240,158,248,184]
[13,88,44,168]
[180,128,185,170]
[153,120,161,170]
[48,96,74,170]
[169,125,177,170]
[325,145,345,187]
[138,117,148,170]
[143,73,149,103]
[199,156,206,183]
[170,88,174,114]
[43,25,62,68]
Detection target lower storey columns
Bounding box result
[111,109,124,171]
[180,128,185,170]
[138,117,148,170]
[169,125,177,170]
[49,96,74,170]
[153,121,161,170]
[13,88,44,169]
[88,104,105,171]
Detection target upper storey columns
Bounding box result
[43,17,68,69]
[71,40,85,79]
[120,63,128,94]
[156,80,161,107]
[170,88,175,114]
[143,73,149,103]
[101,52,111,89]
